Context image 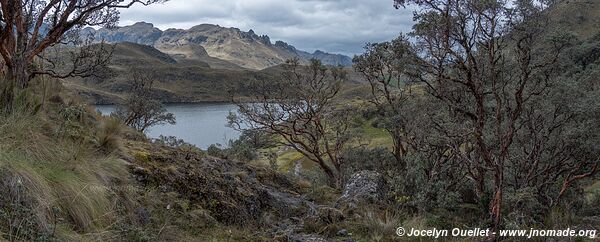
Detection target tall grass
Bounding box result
[0,92,130,240]
[96,117,124,153]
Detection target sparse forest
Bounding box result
[1,0,599,241]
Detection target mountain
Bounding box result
[83,22,353,69]
[83,22,162,46]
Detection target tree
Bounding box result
[112,70,175,132]
[0,0,164,88]
[229,58,351,188]
[353,36,469,213]
[353,34,420,166]
[0,0,164,112]
[394,0,598,232]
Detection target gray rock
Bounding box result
[336,229,348,237]
[335,170,389,211]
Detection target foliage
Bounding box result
[348,0,600,232]
[353,34,420,164]
[112,70,176,132]
[229,58,351,187]
[340,146,396,184]
[207,144,226,158]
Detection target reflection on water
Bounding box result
[96,103,241,149]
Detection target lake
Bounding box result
[96,103,242,149]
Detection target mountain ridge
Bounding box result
[83,22,353,69]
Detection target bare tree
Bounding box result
[112,70,175,132]
[394,0,598,233]
[229,58,351,188]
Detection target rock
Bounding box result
[131,143,310,226]
[135,207,151,225]
[315,206,345,224]
[335,170,389,212]
[264,187,310,217]
[131,166,149,182]
[336,229,348,237]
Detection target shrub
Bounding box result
[226,138,258,161]
[207,144,225,158]
[111,70,175,132]
[96,117,123,153]
[340,146,396,184]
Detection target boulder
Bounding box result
[335,171,389,212]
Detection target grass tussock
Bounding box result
[96,117,124,153]
[0,93,131,240]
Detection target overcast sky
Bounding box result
[118,0,415,56]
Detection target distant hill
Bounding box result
[83,22,353,70]
[66,42,282,104]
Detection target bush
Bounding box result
[207,144,225,158]
[340,146,396,184]
[96,117,123,153]
[503,187,547,229]
[340,147,464,214]
[111,70,175,132]
[226,138,258,161]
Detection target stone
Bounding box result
[335,170,389,212]
[336,229,349,237]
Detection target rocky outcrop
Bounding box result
[84,22,162,46]
[335,171,389,212]
[129,143,314,226]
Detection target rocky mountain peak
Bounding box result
[131,21,155,28]
[87,22,353,69]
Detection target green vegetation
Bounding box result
[111,70,176,132]
[1,0,599,241]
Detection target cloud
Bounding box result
[118,0,415,56]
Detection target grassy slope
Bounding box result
[0,82,295,241]
[66,42,282,104]
[0,86,132,240]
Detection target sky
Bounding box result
[117,0,415,56]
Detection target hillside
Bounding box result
[65,41,367,104]
[67,42,281,104]
[83,22,353,70]
[546,0,600,39]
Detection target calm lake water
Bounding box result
[96,103,242,149]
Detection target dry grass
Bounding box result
[96,116,124,153]
[0,97,131,240]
